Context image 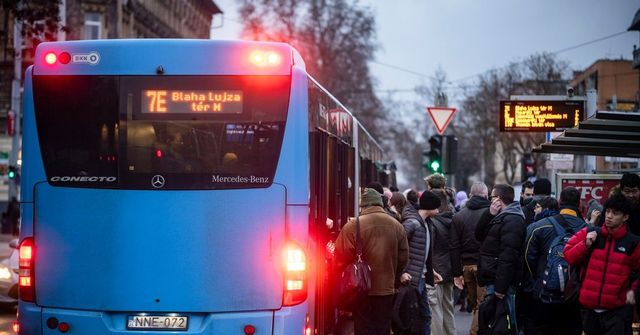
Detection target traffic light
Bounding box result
[442,135,458,174]
[521,153,536,181]
[427,135,442,173]
[7,166,16,179]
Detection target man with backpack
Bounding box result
[564,194,640,335]
[522,187,586,335]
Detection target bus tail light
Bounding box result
[304,314,311,335]
[44,51,71,65]
[19,238,35,302]
[283,243,307,306]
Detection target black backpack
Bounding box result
[478,294,513,335]
[391,285,422,335]
[538,215,584,304]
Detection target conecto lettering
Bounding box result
[51,176,117,182]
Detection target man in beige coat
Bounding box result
[335,188,410,335]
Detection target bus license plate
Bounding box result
[127,315,188,331]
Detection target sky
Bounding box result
[211,0,640,107]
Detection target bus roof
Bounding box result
[33,39,301,76]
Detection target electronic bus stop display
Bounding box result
[143,90,243,114]
[500,100,583,132]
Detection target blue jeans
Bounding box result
[418,276,432,335]
[486,284,517,332]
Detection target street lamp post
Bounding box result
[9,14,22,200]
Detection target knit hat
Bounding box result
[455,191,468,207]
[360,188,383,207]
[419,190,441,210]
[533,178,552,196]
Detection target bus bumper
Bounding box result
[17,303,308,334]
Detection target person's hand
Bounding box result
[434,271,443,285]
[586,231,598,248]
[590,210,601,225]
[400,273,412,285]
[627,290,635,305]
[454,276,464,290]
[325,240,335,252]
[489,197,502,215]
[494,292,505,299]
[325,218,334,229]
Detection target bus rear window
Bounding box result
[33,75,290,190]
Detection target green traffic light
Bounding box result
[430,161,441,172]
[7,170,15,179]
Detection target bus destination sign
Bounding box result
[500,100,583,132]
[143,90,243,114]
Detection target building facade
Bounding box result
[570,59,639,112]
[65,0,221,40]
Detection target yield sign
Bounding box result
[427,107,456,134]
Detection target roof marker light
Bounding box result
[45,52,57,65]
[267,52,281,65]
[249,50,282,67]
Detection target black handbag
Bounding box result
[478,294,512,335]
[337,217,372,311]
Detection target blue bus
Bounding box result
[17,39,385,334]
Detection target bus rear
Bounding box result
[18,40,311,334]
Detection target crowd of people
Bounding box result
[333,172,640,335]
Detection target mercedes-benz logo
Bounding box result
[151,175,165,188]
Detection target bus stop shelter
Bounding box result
[532,111,640,157]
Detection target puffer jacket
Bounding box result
[401,203,435,287]
[431,211,454,282]
[523,207,587,295]
[564,223,640,309]
[475,202,526,294]
[451,196,490,276]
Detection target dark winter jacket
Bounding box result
[523,207,587,296]
[475,201,526,294]
[533,209,560,222]
[451,196,490,277]
[521,197,537,226]
[401,204,435,287]
[630,207,640,236]
[431,211,454,282]
[564,223,640,310]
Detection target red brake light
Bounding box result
[44,52,57,65]
[19,238,35,302]
[249,50,282,67]
[283,243,307,306]
[244,325,256,335]
[59,52,71,64]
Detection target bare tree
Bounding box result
[455,53,570,186]
[238,0,385,136]
[2,0,65,62]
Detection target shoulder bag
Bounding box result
[338,216,372,311]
